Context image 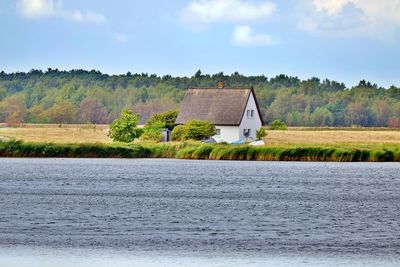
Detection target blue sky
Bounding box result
[1,0,399,87]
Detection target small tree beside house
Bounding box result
[109,109,143,142]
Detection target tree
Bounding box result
[79,98,109,124]
[286,113,294,126]
[0,95,27,123]
[345,101,372,126]
[46,101,77,124]
[372,99,390,127]
[310,107,334,126]
[145,110,178,130]
[26,105,48,123]
[0,87,6,101]
[388,103,400,128]
[109,109,143,142]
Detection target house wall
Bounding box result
[213,126,240,143]
[239,92,263,140]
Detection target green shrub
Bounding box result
[140,121,164,142]
[256,128,266,140]
[108,109,143,142]
[171,125,186,141]
[171,120,216,141]
[139,129,163,142]
[268,119,288,130]
[184,120,216,140]
[145,110,178,130]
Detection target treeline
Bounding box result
[0,69,399,127]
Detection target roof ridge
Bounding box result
[187,87,252,90]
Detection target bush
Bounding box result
[145,110,178,130]
[268,119,288,130]
[171,125,186,141]
[140,121,164,142]
[171,120,216,141]
[109,109,143,142]
[184,120,216,140]
[256,128,266,140]
[140,128,163,142]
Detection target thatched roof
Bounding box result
[175,87,262,126]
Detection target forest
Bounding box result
[0,69,399,127]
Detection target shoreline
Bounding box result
[1,140,399,162]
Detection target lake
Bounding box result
[0,158,399,266]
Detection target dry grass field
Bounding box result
[0,124,111,144]
[265,130,400,149]
[1,124,400,149]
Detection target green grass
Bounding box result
[1,139,399,162]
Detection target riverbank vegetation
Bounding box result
[1,139,399,162]
[0,70,399,128]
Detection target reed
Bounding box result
[0,139,150,158]
[1,139,399,162]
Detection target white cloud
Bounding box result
[180,0,276,26]
[299,0,400,37]
[114,33,129,44]
[180,1,279,46]
[16,0,105,24]
[232,25,275,46]
[67,10,106,24]
[313,0,351,16]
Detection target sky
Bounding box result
[0,0,399,87]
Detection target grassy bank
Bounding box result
[1,140,399,162]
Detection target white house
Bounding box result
[175,83,264,143]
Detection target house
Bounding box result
[175,83,264,143]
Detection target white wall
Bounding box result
[213,126,240,143]
[239,92,262,140]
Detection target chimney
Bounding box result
[217,81,225,89]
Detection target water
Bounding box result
[0,158,399,266]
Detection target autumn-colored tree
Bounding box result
[388,103,400,128]
[345,101,372,126]
[78,98,109,124]
[46,101,78,124]
[0,95,27,123]
[372,99,390,127]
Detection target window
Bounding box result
[247,109,255,119]
[215,128,221,136]
[243,129,251,137]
